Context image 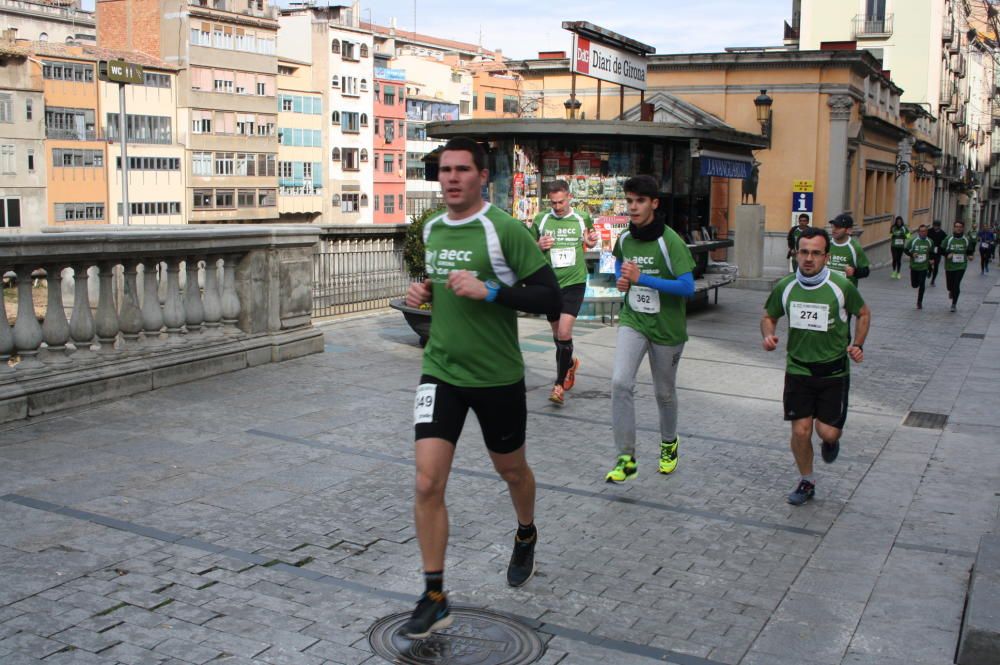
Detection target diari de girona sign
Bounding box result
[572,34,647,91]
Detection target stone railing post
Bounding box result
[162,259,185,344]
[13,266,44,370]
[140,260,164,348]
[119,260,144,346]
[95,261,121,356]
[69,264,97,362]
[202,256,223,336]
[184,258,205,335]
[40,265,72,365]
[221,256,241,335]
[0,294,13,376]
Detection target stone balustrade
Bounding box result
[0,225,323,423]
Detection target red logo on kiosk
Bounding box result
[575,37,590,74]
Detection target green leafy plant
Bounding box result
[403,206,445,279]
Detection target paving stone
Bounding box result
[50,626,121,653]
[152,637,223,664]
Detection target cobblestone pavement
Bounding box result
[1,264,999,665]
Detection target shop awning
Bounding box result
[425,118,768,152]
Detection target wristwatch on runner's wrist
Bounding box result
[484,279,501,302]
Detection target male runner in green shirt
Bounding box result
[787,213,811,272]
[762,227,871,505]
[904,224,933,309]
[605,175,696,482]
[943,220,975,312]
[531,180,599,405]
[828,213,870,287]
[401,138,561,638]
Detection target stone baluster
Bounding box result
[202,256,223,336]
[40,265,72,365]
[184,258,204,335]
[161,259,186,344]
[220,256,241,334]
[95,261,121,356]
[69,264,97,362]
[140,261,164,348]
[118,261,144,347]
[12,265,44,370]
[0,280,13,376]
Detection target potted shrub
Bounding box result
[391,206,443,346]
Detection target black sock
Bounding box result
[516,522,536,541]
[554,338,573,385]
[424,570,444,594]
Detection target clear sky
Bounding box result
[80,1,793,59]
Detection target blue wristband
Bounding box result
[485,279,500,302]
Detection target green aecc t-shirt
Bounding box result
[421,203,548,387]
[765,271,865,377]
[828,237,870,287]
[531,208,594,288]
[612,226,696,346]
[906,236,933,271]
[943,235,973,272]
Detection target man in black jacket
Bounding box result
[927,219,948,286]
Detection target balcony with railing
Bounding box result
[852,14,893,38]
[940,78,954,105]
[45,127,102,141]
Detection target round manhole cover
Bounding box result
[368,606,545,665]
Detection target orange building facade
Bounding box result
[372,61,406,224]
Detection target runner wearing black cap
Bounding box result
[927,220,947,286]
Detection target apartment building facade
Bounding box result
[0,0,95,46]
[96,0,280,223]
[373,57,405,223]
[276,56,323,223]
[0,40,45,231]
[278,4,374,224]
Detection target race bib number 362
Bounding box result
[414,383,436,425]
[789,301,830,332]
[628,286,660,314]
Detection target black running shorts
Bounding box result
[546,283,586,322]
[413,374,527,454]
[782,373,850,430]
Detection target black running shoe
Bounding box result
[400,591,452,639]
[787,479,815,506]
[821,440,840,464]
[506,534,536,587]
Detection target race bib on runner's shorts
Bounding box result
[789,301,829,332]
[551,247,576,268]
[414,384,436,425]
[628,286,660,314]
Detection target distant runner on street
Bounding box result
[905,224,933,309]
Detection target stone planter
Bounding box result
[389,298,431,346]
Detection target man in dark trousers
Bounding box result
[927,220,948,286]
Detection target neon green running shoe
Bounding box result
[659,437,679,474]
[605,455,637,483]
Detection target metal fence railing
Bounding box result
[312,224,411,318]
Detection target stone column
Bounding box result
[896,136,914,221]
[827,95,854,220]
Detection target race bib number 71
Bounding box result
[789,301,830,332]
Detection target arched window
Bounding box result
[360,113,368,127]
[360,44,369,58]
[331,111,340,124]
[360,79,368,92]
[331,40,340,53]
[360,194,369,206]
[331,148,341,161]
[360,149,368,162]
[331,75,339,89]
[331,194,341,205]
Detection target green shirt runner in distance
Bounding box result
[422,203,548,388]
[765,271,865,377]
[906,236,933,271]
[827,237,870,286]
[943,235,973,271]
[891,225,909,248]
[612,226,696,347]
[531,208,594,288]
